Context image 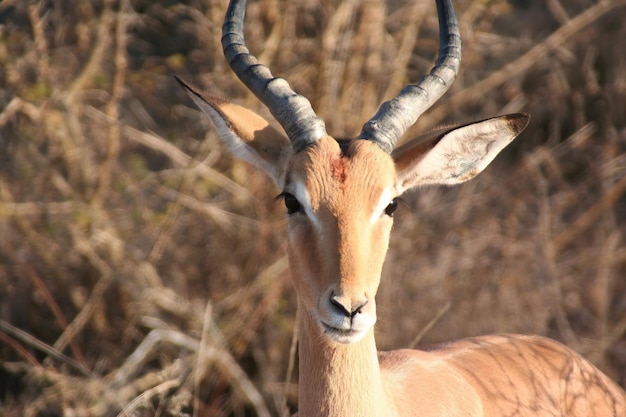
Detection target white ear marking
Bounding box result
[185,93,279,177]
[177,77,293,188]
[394,114,529,193]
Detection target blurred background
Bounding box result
[0,0,625,415]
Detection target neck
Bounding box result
[296,303,395,417]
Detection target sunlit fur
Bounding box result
[285,138,395,345]
[178,80,626,417]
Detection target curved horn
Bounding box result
[359,0,462,154]
[222,0,327,152]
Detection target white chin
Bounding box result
[322,323,369,344]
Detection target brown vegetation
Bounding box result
[1,0,625,415]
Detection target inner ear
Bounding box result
[392,113,530,193]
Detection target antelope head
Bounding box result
[176,0,529,345]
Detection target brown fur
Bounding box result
[178,78,626,417]
[285,138,625,417]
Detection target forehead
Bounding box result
[285,137,396,206]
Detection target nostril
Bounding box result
[330,293,368,318]
[352,299,368,317]
[330,294,351,317]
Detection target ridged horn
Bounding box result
[358,0,462,154]
[222,0,327,152]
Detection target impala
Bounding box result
[175,0,626,415]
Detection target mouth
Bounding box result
[321,322,368,344]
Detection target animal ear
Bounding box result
[392,113,530,193]
[176,77,292,187]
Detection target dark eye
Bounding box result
[280,192,302,215]
[384,198,398,217]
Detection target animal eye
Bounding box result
[279,193,302,215]
[384,199,398,217]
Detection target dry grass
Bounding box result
[1,0,625,415]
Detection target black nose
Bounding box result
[330,293,368,318]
